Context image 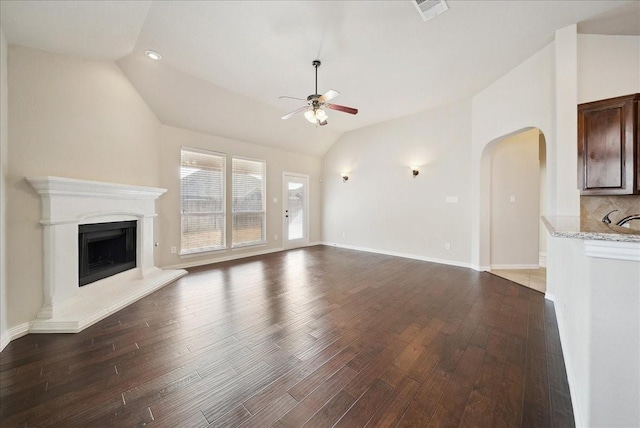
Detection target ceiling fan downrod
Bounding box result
[313,60,321,96]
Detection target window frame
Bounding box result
[179,146,227,255]
[231,155,267,248]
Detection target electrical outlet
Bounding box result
[170,246,177,254]
[342,232,346,238]
[274,234,278,241]
[445,243,451,250]
[510,195,516,203]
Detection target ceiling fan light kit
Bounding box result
[281,60,358,127]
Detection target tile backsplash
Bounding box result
[581,195,640,222]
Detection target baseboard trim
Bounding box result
[490,264,540,270]
[553,301,584,428]
[0,322,31,352]
[163,246,286,270]
[320,242,474,270]
[539,252,547,267]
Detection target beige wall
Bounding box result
[489,128,540,267]
[1,28,9,348]
[157,124,322,269]
[578,34,640,104]
[471,42,555,270]
[322,100,472,267]
[539,132,547,259]
[6,45,161,327]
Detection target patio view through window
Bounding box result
[180,148,226,254]
[232,157,266,247]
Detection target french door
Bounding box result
[283,173,309,249]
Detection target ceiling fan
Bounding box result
[280,60,358,126]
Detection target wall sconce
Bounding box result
[411,167,419,178]
[342,174,349,183]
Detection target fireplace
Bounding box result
[26,176,187,333]
[78,220,137,286]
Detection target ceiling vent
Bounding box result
[413,0,449,22]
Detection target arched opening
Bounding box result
[479,127,548,291]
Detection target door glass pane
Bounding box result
[287,181,304,240]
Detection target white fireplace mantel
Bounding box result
[26,176,187,333]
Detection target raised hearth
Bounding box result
[27,176,187,333]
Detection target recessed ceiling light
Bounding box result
[145,50,162,60]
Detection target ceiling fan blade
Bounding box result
[279,95,307,101]
[319,89,340,103]
[326,103,358,115]
[281,105,310,120]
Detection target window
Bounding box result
[232,157,266,247]
[180,148,226,254]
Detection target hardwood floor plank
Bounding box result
[0,246,572,427]
[238,393,297,428]
[287,346,358,401]
[459,389,495,427]
[301,390,356,428]
[335,378,393,428]
[208,404,252,428]
[277,365,358,427]
[365,376,421,427]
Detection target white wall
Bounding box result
[547,236,640,427]
[0,28,9,350]
[578,34,640,103]
[471,42,556,270]
[490,129,540,268]
[6,45,161,329]
[157,124,322,269]
[546,32,640,427]
[554,25,580,217]
[322,100,472,267]
[539,132,547,263]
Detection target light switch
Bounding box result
[273,197,278,203]
[510,195,516,203]
[445,196,458,203]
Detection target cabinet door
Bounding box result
[578,96,637,195]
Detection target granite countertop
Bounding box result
[542,216,640,243]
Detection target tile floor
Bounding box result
[490,267,547,293]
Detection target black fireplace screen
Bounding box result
[78,221,137,286]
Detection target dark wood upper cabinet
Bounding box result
[578,93,639,195]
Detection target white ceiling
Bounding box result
[1,0,638,156]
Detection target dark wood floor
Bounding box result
[0,246,574,427]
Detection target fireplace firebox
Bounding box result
[78,221,137,286]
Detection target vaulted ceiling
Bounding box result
[1,1,638,156]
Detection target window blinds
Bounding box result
[232,157,266,246]
[180,148,226,254]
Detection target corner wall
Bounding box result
[471,41,556,270]
[6,45,162,331]
[547,32,640,427]
[0,28,9,350]
[322,100,472,267]
[156,124,322,269]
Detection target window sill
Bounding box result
[179,247,227,259]
[232,241,268,251]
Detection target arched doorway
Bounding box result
[480,127,548,291]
